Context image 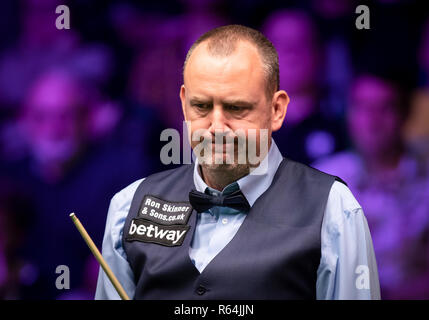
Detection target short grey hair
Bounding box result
[183,24,279,99]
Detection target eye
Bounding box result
[192,103,210,110]
[226,105,242,112]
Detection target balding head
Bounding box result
[183,25,279,99]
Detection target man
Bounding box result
[314,73,429,299]
[95,25,380,300]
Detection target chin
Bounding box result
[200,161,249,175]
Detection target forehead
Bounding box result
[184,40,266,100]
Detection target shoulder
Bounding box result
[282,157,331,177]
[110,178,145,211]
[323,181,365,236]
[328,181,362,212]
[283,157,346,186]
[289,160,359,212]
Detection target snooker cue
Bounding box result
[69,212,130,300]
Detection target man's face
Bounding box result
[22,75,87,166]
[264,12,319,93]
[180,40,286,172]
[347,76,402,158]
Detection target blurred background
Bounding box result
[0,0,428,300]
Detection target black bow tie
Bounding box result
[189,189,251,213]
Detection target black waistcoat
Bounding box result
[122,158,341,299]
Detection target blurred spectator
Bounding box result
[262,9,347,165]
[19,69,91,183]
[127,40,185,131]
[0,68,153,299]
[314,74,429,299]
[403,17,429,165]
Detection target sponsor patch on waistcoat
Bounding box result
[138,195,193,225]
[126,218,190,247]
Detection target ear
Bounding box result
[271,90,289,132]
[180,85,187,121]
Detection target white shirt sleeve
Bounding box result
[316,181,381,300]
[94,179,144,300]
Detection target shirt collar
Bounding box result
[193,138,284,207]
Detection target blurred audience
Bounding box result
[263,9,348,165]
[1,68,155,299]
[314,74,429,299]
[403,17,429,165]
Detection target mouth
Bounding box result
[211,142,237,152]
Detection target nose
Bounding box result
[208,106,230,136]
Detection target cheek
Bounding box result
[188,118,210,133]
[189,123,211,147]
[235,108,271,129]
[185,106,209,124]
[235,128,270,149]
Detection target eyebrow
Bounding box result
[189,97,256,107]
[222,99,255,107]
[189,97,211,105]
